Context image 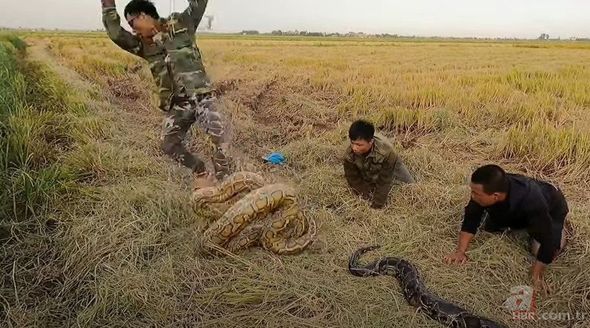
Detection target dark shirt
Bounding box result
[461,174,568,265]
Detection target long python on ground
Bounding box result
[192,171,317,255]
[349,246,509,328]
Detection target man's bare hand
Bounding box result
[444,251,469,265]
[101,0,116,8]
[531,261,551,296]
[532,263,552,296]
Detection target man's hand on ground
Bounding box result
[444,251,469,265]
[532,263,552,296]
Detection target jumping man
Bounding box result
[101,0,234,185]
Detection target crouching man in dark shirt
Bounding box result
[444,164,571,294]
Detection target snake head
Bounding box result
[348,245,382,277]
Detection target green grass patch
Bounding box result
[0,36,87,222]
[0,34,104,326]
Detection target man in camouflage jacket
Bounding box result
[343,120,415,209]
[101,0,233,183]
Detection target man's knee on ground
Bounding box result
[393,161,415,184]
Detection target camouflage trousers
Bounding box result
[160,92,233,180]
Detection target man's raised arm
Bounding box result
[101,0,142,56]
[182,0,209,30]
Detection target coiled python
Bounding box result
[349,246,509,328]
[192,171,317,255]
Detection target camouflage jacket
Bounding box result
[102,0,213,111]
[343,133,400,208]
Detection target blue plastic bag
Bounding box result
[263,152,286,165]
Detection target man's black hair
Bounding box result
[124,0,160,19]
[349,120,375,142]
[471,164,509,194]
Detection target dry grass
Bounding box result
[2,33,589,328]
